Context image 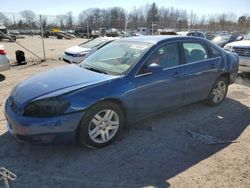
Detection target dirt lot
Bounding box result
[2,35,86,62]
[0,37,250,188]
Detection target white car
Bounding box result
[224,33,250,72]
[63,37,118,64]
[0,44,10,72]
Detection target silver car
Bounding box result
[63,37,119,64]
[224,33,250,72]
[0,44,10,72]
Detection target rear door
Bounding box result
[181,42,221,103]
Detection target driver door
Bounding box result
[134,42,185,118]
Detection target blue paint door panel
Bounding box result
[134,66,185,118]
[183,57,221,103]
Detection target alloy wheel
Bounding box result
[212,80,227,103]
[88,109,119,144]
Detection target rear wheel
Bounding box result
[78,102,125,148]
[206,76,228,106]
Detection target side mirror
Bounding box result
[237,36,243,41]
[144,63,163,73]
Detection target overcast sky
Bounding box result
[1,0,250,17]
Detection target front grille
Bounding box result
[233,47,250,57]
[64,52,75,57]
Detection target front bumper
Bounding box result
[239,56,250,72]
[63,54,84,64]
[5,102,84,144]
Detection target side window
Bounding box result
[147,43,180,69]
[183,43,208,64]
[210,46,221,58]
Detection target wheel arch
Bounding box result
[218,72,230,84]
[98,98,127,119]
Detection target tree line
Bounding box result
[0,3,250,33]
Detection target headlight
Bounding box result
[224,45,235,52]
[23,98,70,117]
[74,53,86,57]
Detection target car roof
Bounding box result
[118,35,204,44]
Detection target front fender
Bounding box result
[61,76,136,123]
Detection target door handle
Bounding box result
[173,72,181,78]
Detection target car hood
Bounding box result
[12,64,118,105]
[65,46,90,54]
[226,40,250,47]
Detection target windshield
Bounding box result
[80,41,153,75]
[79,38,109,49]
[244,33,250,40]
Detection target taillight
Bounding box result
[0,49,6,55]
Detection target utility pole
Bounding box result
[39,15,46,62]
[125,14,128,37]
[86,21,89,40]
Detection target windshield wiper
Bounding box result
[84,67,107,74]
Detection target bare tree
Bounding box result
[56,14,66,28]
[40,15,48,29]
[0,12,11,26]
[188,11,198,29]
[66,11,73,28]
[147,3,159,30]
[20,10,36,27]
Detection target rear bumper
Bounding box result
[4,101,84,144]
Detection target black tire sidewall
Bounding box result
[207,76,228,106]
[78,102,125,148]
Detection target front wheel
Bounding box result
[206,76,228,106]
[78,102,125,148]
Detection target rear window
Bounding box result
[183,43,208,63]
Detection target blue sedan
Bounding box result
[5,36,239,148]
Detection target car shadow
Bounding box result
[0,98,249,188]
[0,74,6,82]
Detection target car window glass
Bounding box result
[79,38,108,48]
[82,41,153,74]
[210,46,221,58]
[183,43,208,63]
[146,43,180,69]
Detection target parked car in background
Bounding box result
[212,34,243,47]
[224,33,250,72]
[63,37,119,64]
[74,27,92,38]
[205,33,215,40]
[136,27,149,35]
[9,30,20,35]
[119,31,132,37]
[0,24,16,42]
[5,36,239,148]
[106,28,119,37]
[0,44,10,72]
[186,31,206,38]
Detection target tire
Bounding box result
[206,76,228,106]
[78,101,125,148]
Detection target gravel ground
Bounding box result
[0,37,250,188]
[2,35,86,62]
